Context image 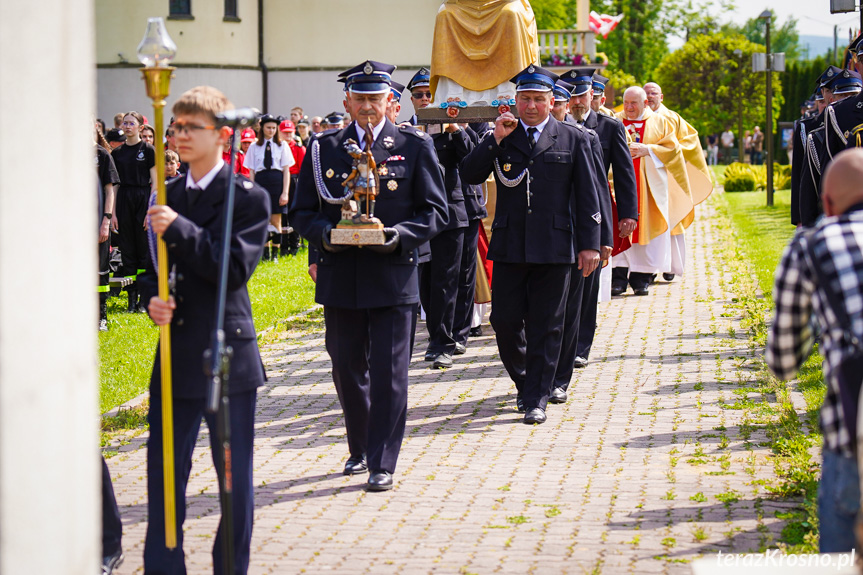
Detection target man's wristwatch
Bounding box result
[103,213,112,219]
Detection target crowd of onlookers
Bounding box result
[94,105,346,331]
[704,125,765,165]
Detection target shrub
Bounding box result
[724,171,758,192]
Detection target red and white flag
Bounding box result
[589,11,624,39]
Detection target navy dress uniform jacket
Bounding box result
[289,120,449,308]
[581,111,639,222]
[140,164,270,398]
[791,114,821,225]
[463,123,492,221]
[433,129,471,230]
[825,91,863,158]
[460,118,602,262]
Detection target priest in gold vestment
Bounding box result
[611,86,692,296]
[430,0,539,105]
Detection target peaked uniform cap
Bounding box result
[407,67,431,91]
[510,64,559,92]
[559,67,596,96]
[338,60,396,94]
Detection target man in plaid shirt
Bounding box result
[767,148,863,553]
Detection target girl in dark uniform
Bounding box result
[242,114,293,261]
[111,111,156,311]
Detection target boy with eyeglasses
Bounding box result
[141,85,270,574]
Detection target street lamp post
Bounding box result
[760,10,774,207]
[733,49,744,164]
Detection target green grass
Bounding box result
[98,248,317,412]
[722,190,796,300]
[717,191,826,552]
[709,165,726,185]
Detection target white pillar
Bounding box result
[0,0,98,573]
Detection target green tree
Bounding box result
[654,32,783,138]
[530,0,575,29]
[779,55,832,122]
[590,0,670,82]
[732,10,801,60]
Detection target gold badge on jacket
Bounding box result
[326,168,335,178]
[387,179,398,191]
[503,163,512,172]
[378,165,388,177]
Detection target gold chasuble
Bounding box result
[656,104,713,230]
[619,107,692,245]
[430,0,539,95]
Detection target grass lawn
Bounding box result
[98,248,317,413]
[721,190,796,299]
[717,189,825,552]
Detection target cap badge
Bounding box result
[363,62,374,75]
[383,136,394,149]
[387,179,398,191]
[528,64,536,73]
[326,168,335,178]
[503,163,512,172]
[828,70,835,77]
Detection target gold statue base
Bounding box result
[331,219,385,245]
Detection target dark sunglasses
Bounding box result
[412,91,433,99]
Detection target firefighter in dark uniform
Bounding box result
[460,65,602,425]
[141,86,270,574]
[289,60,448,491]
[550,70,639,402]
[407,68,473,369]
[573,72,638,365]
[791,67,835,225]
[453,121,493,347]
[799,68,862,226]
[824,60,863,161]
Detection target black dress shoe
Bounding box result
[633,286,649,296]
[469,326,483,337]
[343,455,368,475]
[611,282,627,296]
[366,470,394,491]
[663,273,675,281]
[454,342,467,355]
[524,408,547,424]
[574,356,588,368]
[649,273,657,285]
[516,397,526,412]
[549,387,567,404]
[424,350,437,361]
[102,548,124,575]
[433,353,453,369]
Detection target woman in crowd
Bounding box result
[111,111,156,311]
[243,114,294,261]
[140,124,156,146]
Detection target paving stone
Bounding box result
[107,196,802,574]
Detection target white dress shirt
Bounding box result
[243,139,295,172]
[354,119,387,146]
[186,159,225,191]
[520,115,551,144]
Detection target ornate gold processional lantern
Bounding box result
[136,16,178,549]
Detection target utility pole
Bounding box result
[734,49,744,163]
[761,10,774,207]
[835,25,839,60]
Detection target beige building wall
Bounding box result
[265,0,439,69]
[96,0,258,66]
[95,0,441,123]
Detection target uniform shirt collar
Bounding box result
[520,115,551,138]
[354,118,387,146]
[186,159,225,191]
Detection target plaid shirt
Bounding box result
[766,206,863,457]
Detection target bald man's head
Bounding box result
[644,82,663,111]
[822,148,863,216]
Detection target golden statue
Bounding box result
[431,0,539,106]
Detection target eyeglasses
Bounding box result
[412,91,433,99]
[172,122,216,135]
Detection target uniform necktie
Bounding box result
[188,183,201,206]
[264,141,273,169]
[527,127,538,148]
